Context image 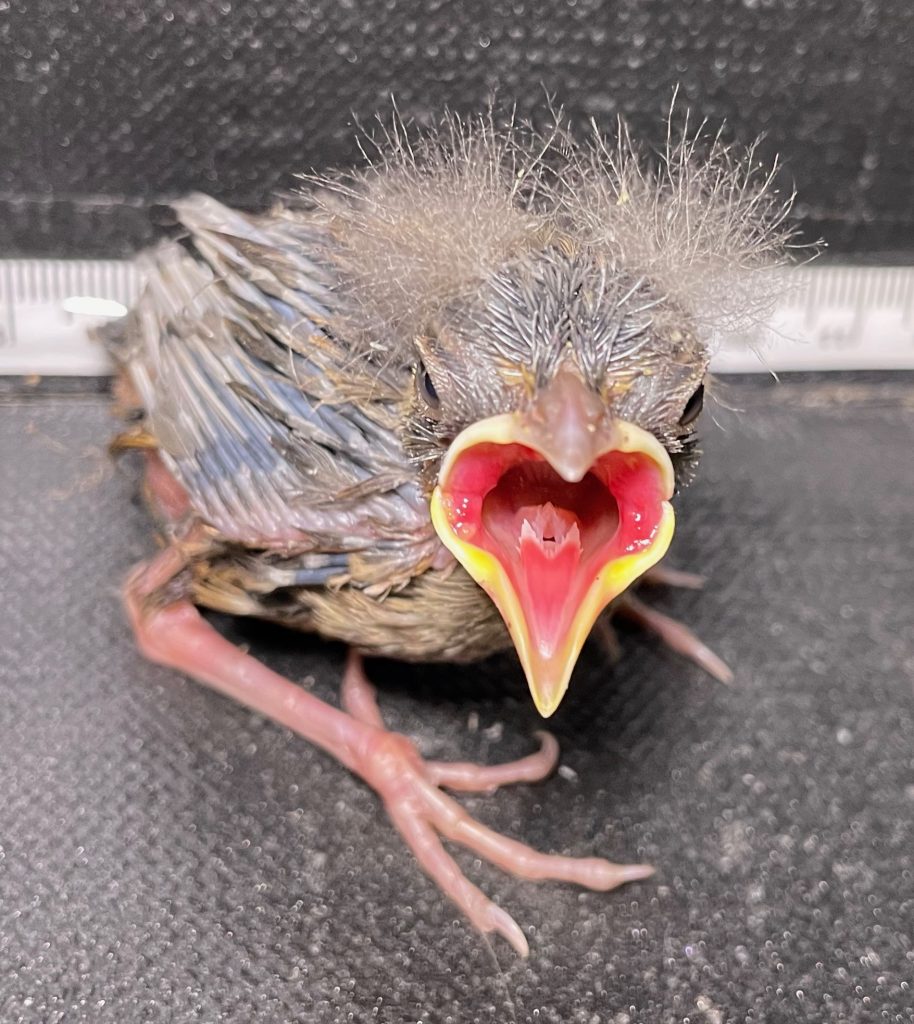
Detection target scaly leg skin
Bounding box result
[125,549,653,957]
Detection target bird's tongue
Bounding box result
[480,462,620,657]
[515,504,583,657]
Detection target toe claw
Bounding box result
[486,902,529,957]
[345,655,648,955]
[586,859,655,891]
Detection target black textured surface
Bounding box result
[1,376,913,1023]
[3,0,914,257]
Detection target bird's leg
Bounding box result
[125,548,653,957]
[590,615,624,665]
[341,656,560,793]
[142,450,192,524]
[596,561,732,682]
[640,563,706,590]
[615,591,734,684]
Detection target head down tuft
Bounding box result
[303,106,796,363]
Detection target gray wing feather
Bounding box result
[113,193,442,589]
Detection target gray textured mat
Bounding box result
[3,0,913,255]
[1,377,912,1023]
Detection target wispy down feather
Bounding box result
[107,103,800,637]
[561,112,798,339]
[301,111,554,350]
[302,104,798,360]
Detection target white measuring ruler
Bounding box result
[712,264,914,372]
[0,260,141,375]
[0,260,912,374]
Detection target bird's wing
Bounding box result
[110,193,443,591]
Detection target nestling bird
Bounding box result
[106,109,792,956]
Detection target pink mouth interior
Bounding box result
[440,443,667,658]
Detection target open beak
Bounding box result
[430,371,675,717]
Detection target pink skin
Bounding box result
[641,564,706,590]
[616,591,734,684]
[124,449,658,954]
[590,565,730,682]
[124,543,654,956]
[143,451,192,523]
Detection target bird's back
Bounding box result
[106,193,506,662]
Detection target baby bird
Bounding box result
[107,111,792,955]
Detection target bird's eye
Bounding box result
[416,362,440,409]
[679,383,704,428]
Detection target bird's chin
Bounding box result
[430,415,675,717]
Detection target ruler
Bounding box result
[711,264,914,372]
[0,260,141,375]
[1,260,912,374]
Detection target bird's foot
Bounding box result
[616,590,734,684]
[592,561,732,682]
[124,550,653,957]
[341,657,652,953]
[344,658,561,794]
[340,652,653,955]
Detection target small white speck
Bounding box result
[482,722,503,741]
[697,994,723,1024]
[558,764,579,782]
[467,712,479,733]
[836,727,853,746]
